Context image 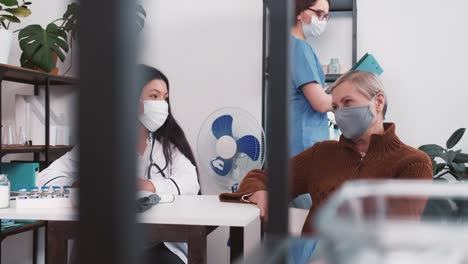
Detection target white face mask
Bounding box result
[138,100,169,132]
[302,16,328,38]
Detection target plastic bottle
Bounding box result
[30,186,40,199]
[0,174,10,208]
[52,186,62,198]
[63,186,71,198]
[41,186,51,198]
[18,187,28,199]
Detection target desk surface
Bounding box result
[0,195,259,227]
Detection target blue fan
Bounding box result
[197,108,265,193]
[210,115,261,176]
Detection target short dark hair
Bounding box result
[295,0,330,17]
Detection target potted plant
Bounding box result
[17,2,77,74]
[419,128,468,182]
[0,0,31,64]
[17,2,146,75]
[419,128,468,222]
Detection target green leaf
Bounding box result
[2,14,20,23]
[431,159,437,175]
[1,19,7,29]
[446,128,466,149]
[453,163,466,174]
[23,1,32,5]
[441,150,457,163]
[0,0,18,7]
[419,144,444,158]
[18,23,69,72]
[435,163,446,174]
[454,153,468,163]
[4,6,30,17]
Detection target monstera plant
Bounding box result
[419,128,468,181]
[0,0,31,30]
[18,2,146,74]
[18,2,77,73]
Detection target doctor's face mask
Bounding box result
[138,79,170,132]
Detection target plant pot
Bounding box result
[36,52,59,75]
[0,30,13,64]
[48,52,59,75]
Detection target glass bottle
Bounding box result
[63,186,71,198]
[328,58,341,74]
[0,174,10,208]
[18,187,28,199]
[41,186,51,198]
[52,186,62,198]
[30,186,40,199]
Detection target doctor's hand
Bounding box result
[248,190,268,222]
[137,179,156,193]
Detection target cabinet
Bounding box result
[0,63,77,166]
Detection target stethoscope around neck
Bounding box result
[147,135,168,180]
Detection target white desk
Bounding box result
[0,195,261,264]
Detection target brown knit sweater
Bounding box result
[219,123,433,235]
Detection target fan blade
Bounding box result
[236,135,260,161]
[211,115,233,139]
[210,157,233,177]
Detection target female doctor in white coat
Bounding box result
[36,65,200,264]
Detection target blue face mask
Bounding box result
[335,97,376,140]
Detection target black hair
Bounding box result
[136,64,198,172]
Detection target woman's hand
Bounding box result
[137,179,156,193]
[248,190,268,222]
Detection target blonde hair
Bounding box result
[330,71,388,118]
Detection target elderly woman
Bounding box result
[220,71,433,236]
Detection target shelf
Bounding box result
[0,63,78,86]
[1,220,46,236]
[325,74,342,83]
[330,0,354,12]
[0,145,74,155]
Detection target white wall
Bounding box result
[310,0,468,150]
[357,0,468,151]
[139,1,263,263]
[140,0,264,194]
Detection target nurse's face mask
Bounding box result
[335,96,377,140]
[139,100,169,132]
[301,8,329,38]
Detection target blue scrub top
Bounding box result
[289,36,329,156]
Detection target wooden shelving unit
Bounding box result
[0,63,78,164]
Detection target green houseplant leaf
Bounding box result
[1,14,20,23]
[447,128,466,149]
[4,6,30,17]
[454,153,468,163]
[0,0,18,7]
[18,23,69,72]
[62,3,79,40]
[419,144,444,158]
[435,163,446,174]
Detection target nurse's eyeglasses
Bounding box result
[307,8,330,21]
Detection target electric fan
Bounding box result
[197,107,265,193]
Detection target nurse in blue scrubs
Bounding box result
[290,0,332,157]
[288,0,331,263]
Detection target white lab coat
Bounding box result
[36,135,200,263]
